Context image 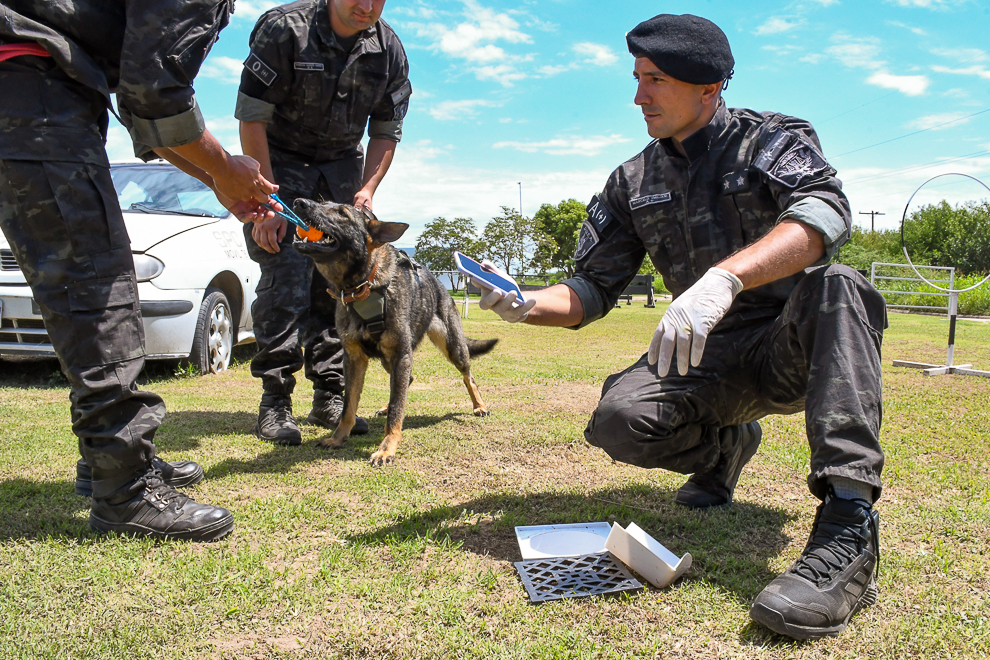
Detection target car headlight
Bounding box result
[133,254,165,282]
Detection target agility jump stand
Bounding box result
[892,289,990,378]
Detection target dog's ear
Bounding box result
[363,208,409,245]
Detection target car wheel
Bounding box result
[188,287,233,374]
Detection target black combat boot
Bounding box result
[89,468,234,541]
[254,394,302,445]
[75,456,204,497]
[307,389,368,435]
[750,493,880,639]
[675,421,762,509]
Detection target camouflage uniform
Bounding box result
[0,0,232,499]
[563,102,886,501]
[234,0,410,397]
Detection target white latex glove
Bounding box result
[648,267,744,377]
[474,261,537,323]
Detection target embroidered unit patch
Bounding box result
[586,195,614,234]
[573,221,600,261]
[245,52,277,86]
[629,192,672,210]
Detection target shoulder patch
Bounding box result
[629,192,671,210]
[390,80,412,106]
[753,129,791,172]
[586,195,614,234]
[769,142,828,187]
[573,220,600,261]
[245,52,277,86]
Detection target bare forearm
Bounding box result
[361,138,397,196]
[239,121,274,182]
[718,220,825,290]
[153,147,214,188]
[522,284,585,327]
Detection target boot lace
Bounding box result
[792,498,879,586]
[143,470,189,510]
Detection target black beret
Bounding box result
[626,14,734,85]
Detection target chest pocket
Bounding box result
[339,64,388,136]
[631,193,691,287]
[726,179,778,247]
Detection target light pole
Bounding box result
[517,181,522,216]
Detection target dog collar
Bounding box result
[330,261,380,304]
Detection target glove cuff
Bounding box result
[709,267,744,297]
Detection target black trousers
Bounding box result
[0,60,161,499]
[243,178,347,397]
[585,264,887,502]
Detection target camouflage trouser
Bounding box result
[244,153,362,397]
[586,264,887,502]
[0,59,161,499]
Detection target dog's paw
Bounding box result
[369,450,395,466]
[375,405,389,417]
[316,436,347,449]
[473,407,490,417]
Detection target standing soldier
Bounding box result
[474,14,886,640]
[0,0,279,541]
[236,0,411,444]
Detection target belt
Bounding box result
[0,43,51,62]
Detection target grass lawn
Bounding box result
[1,304,989,659]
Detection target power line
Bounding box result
[844,149,990,185]
[831,107,990,159]
[818,91,899,125]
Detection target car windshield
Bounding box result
[111,164,229,218]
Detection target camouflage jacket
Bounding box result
[0,0,232,157]
[235,0,411,169]
[562,102,851,328]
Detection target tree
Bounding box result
[414,216,480,292]
[481,206,543,278]
[533,199,586,278]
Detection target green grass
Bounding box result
[2,305,990,659]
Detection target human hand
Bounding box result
[251,213,287,254]
[475,261,536,323]
[213,154,277,204]
[220,193,279,224]
[648,267,743,376]
[353,189,373,211]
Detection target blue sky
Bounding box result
[106,0,990,243]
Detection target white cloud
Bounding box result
[826,34,885,70]
[931,64,990,80]
[800,53,825,64]
[808,0,839,5]
[232,1,279,23]
[106,124,140,163]
[887,21,927,35]
[493,134,632,157]
[573,42,618,66]
[826,33,929,95]
[885,0,963,8]
[866,70,930,95]
[763,45,803,55]
[906,112,972,130]
[754,17,803,36]
[199,55,244,85]
[942,88,969,98]
[205,116,242,154]
[407,1,532,86]
[538,64,571,76]
[931,48,989,63]
[428,99,498,121]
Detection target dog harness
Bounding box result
[328,252,420,340]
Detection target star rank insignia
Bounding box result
[721,171,748,194]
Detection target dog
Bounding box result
[292,199,497,466]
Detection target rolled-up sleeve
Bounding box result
[367,34,410,143]
[116,0,232,149]
[235,91,277,124]
[757,117,852,264]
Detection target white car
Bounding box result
[0,161,260,373]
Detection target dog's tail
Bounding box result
[466,337,498,357]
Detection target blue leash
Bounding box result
[263,193,311,230]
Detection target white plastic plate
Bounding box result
[515,523,612,559]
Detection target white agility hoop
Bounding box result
[900,172,990,294]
